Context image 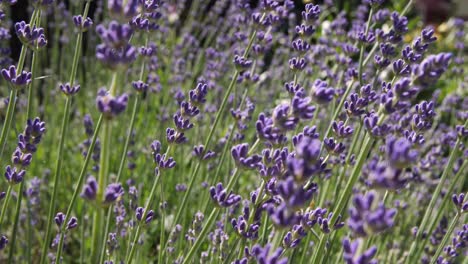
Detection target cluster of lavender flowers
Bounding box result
[0,0,466,263]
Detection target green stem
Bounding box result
[182,209,221,264]
[362,0,414,68]
[158,175,166,264]
[56,114,104,262]
[181,168,241,263]
[99,32,148,263]
[166,20,262,250]
[125,170,162,263]
[0,89,17,159]
[40,1,90,261]
[26,49,39,119]
[321,80,355,148]
[91,116,112,262]
[7,183,23,263]
[40,97,72,264]
[7,10,42,263]
[313,136,374,263]
[406,127,465,263]
[358,7,374,86]
[0,185,12,228]
[426,161,467,234]
[430,212,461,264]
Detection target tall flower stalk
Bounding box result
[39,2,92,263]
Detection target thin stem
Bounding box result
[56,114,104,261]
[426,160,467,233]
[99,32,149,263]
[167,22,262,249]
[430,212,461,264]
[8,11,43,263]
[40,1,90,261]
[0,89,18,159]
[362,0,414,68]
[321,80,355,149]
[7,183,23,263]
[40,97,72,264]
[182,209,221,264]
[0,185,12,228]
[26,48,39,119]
[0,6,37,156]
[406,126,465,263]
[158,176,166,264]
[181,168,241,263]
[313,136,374,263]
[358,7,374,86]
[91,115,112,262]
[125,171,162,263]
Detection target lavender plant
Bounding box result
[0,0,466,263]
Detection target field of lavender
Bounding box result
[0,0,466,263]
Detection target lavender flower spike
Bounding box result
[209,183,241,208]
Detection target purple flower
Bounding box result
[14,21,47,49]
[332,121,354,138]
[192,145,215,161]
[324,137,346,155]
[175,184,187,192]
[302,4,320,22]
[132,80,148,93]
[452,193,468,213]
[277,176,316,209]
[295,24,315,36]
[135,207,144,221]
[96,89,129,118]
[311,80,335,105]
[272,104,298,131]
[291,39,310,53]
[145,210,155,224]
[81,176,97,200]
[67,217,78,230]
[73,15,93,31]
[0,235,8,250]
[4,165,25,185]
[1,65,32,87]
[233,55,253,69]
[135,207,155,224]
[256,113,287,146]
[391,12,408,34]
[179,101,199,118]
[363,112,391,137]
[288,57,307,71]
[366,159,407,190]
[413,53,452,87]
[173,113,194,131]
[342,238,377,264]
[11,147,32,167]
[209,183,241,208]
[151,140,176,169]
[283,225,306,248]
[291,96,315,120]
[104,183,124,204]
[231,143,262,170]
[96,21,133,48]
[248,243,287,264]
[348,192,397,237]
[188,82,208,106]
[385,136,418,169]
[59,83,80,96]
[231,214,260,240]
[258,147,288,179]
[301,207,344,234]
[54,212,66,228]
